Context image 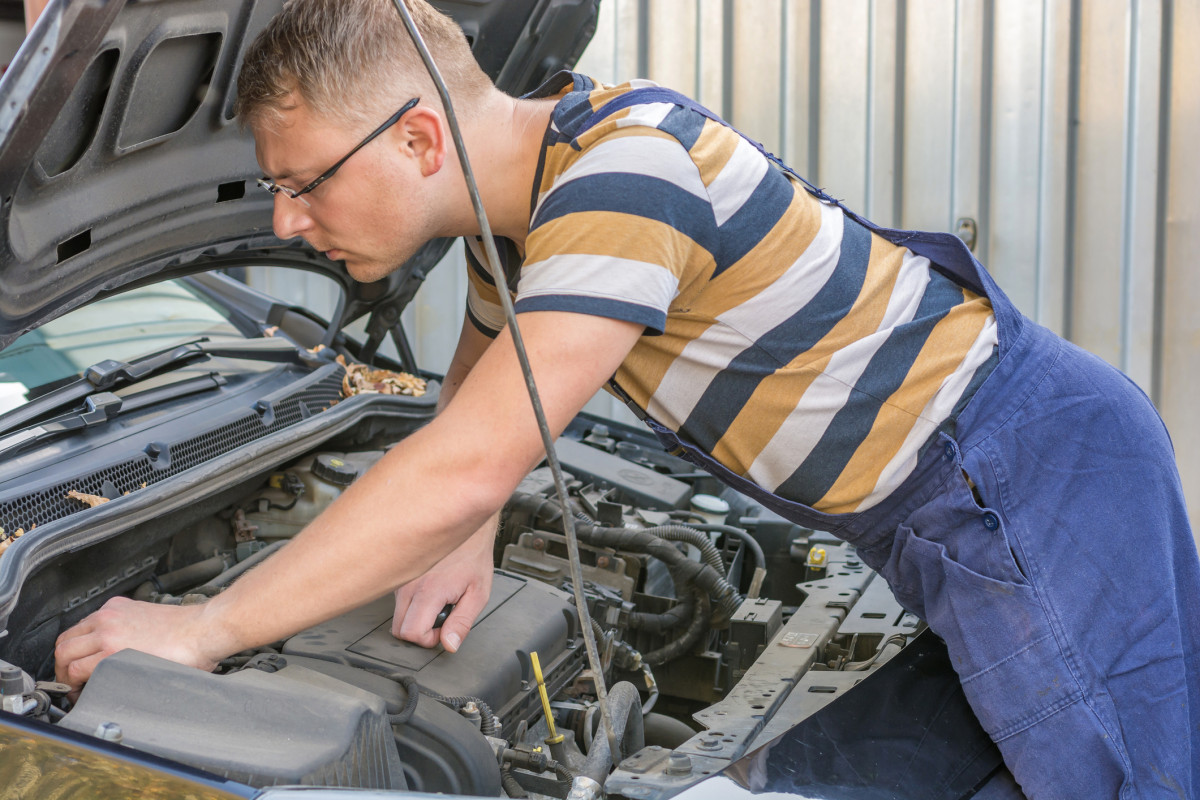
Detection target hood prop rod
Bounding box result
[390,0,622,773]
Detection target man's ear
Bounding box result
[395,106,446,177]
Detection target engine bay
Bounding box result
[0,417,923,799]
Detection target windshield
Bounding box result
[0,280,243,415]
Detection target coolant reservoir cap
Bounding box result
[690,494,730,515]
[312,454,359,486]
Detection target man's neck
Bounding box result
[450,91,557,248]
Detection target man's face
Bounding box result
[253,96,439,283]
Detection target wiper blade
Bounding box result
[0,372,227,458]
[0,337,322,436]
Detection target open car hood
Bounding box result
[0,0,599,351]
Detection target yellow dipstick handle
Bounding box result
[530,651,564,745]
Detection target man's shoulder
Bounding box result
[548,73,718,150]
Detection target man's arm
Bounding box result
[391,314,499,651]
[54,311,643,688]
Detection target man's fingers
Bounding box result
[439,581,490,653]
[391,586,415,638]
[54,629,104,686]
[395,586,452,648]
[61,652,107,691]
[54,636,106,692]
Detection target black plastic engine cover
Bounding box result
[259,654,502,796]
[283,570,583,740]
[59,649,407,790]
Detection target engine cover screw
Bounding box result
[532,537,546,551]
[595,555,611,569]
[696,737,721,751]
[95,721,124,743]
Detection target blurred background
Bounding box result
[7,0,1197,526]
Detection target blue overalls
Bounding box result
[583,87,1200,799]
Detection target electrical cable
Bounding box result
[387,0,620,765]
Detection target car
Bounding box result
[0,1,1022,798]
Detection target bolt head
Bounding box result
[665,752,693,775]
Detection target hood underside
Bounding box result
[0,0,599,350]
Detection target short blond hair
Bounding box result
[235,0,493,129]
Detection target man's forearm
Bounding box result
[194,421,506,660]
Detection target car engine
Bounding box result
[0,416,922,798]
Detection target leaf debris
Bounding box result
[337,355,426,398]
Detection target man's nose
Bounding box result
[272,193,314,241]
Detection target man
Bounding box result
[54,1,1198,797]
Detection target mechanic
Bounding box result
[54,1,1198,797]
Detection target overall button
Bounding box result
[982,512,1000,531]
[943,442,956,460]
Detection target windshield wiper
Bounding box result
[0,337,324,437]
[0,372,228,458]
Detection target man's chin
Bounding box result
[341,257,395,284]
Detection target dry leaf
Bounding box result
[66,490,110,508]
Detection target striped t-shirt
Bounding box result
[467,73,998,514]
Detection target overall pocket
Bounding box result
[878,460,1078,742]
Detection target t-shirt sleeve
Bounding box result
[464,237,505,338]
[516,127,716,335]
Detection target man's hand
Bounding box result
[392,515,496,652]
[54,597,227,692]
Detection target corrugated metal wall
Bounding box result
[250,0,1199,524]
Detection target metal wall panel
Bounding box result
[249,0,1198,522]
[1163,0,1200,531]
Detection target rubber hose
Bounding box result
[133,553,234,601]
[389,676,420,726]
[418,687,498,737]
[604,635,661,714]
[524,495,732,581]
[638,524,726,574]
[641,591,709,667]
[581,681,645,784]
[198,540,288,591]
[578,524,738,614]
[626,590,695,634]
[642,712,697,749]
[552,760,576,796]
[500,767,528,798]
[590,618,609,649]
[510,492,738,631]
[683,523,767,573]
[574,523,741,625]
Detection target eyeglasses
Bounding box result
[256,97,420,207]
